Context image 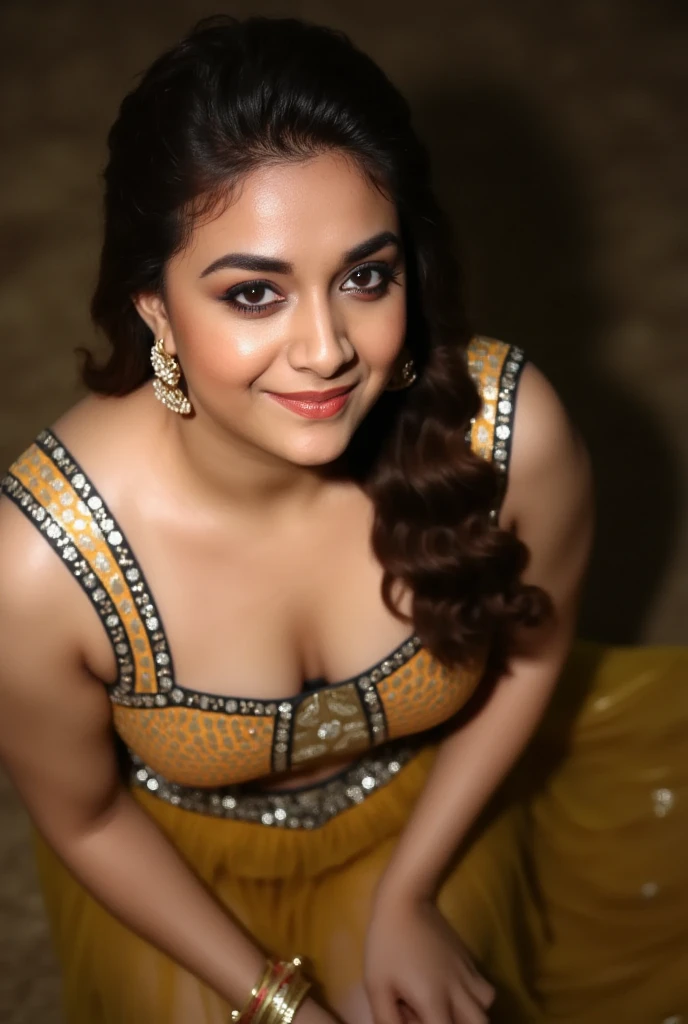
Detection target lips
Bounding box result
[268,384,354,401]
[266,383,356,420]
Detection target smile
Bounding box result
[266,385,355,419]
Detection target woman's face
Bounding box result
[140,151,406,468]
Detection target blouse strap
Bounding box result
[1,430,174,700]
[466,336,526,518]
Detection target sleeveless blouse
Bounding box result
[1,338,525,825]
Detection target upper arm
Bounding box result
[500,362,594,644]
[0,498,121,847]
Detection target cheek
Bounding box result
[353,296,407,371]
[173,300,278,389]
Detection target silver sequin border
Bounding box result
[8,432,424,727]
[0,472,136,680]
[130,741,420,829]
[36,430,176,703]
[466,342,525,524]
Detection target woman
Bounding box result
[0,15,685,1024]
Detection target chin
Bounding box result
[278,432,352,468]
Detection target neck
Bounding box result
[156,405,350,520]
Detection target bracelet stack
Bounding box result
[230,957,311,1023]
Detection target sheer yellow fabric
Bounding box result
[527,642,688,1020]
[35,641,688,1023]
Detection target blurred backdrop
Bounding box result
[0,1,686,1021]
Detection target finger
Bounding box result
[458,950,487,981]
[366,984,405,1024]
[450,986,488,1024]
[461,970,495,1009]
[454,952,495,1009]
[399,994,454,1024]
[398,1002,420,1023]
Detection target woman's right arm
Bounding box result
[0,505,335,1023]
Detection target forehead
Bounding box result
[178,151,398,270]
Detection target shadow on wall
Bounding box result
[411,83,682,644]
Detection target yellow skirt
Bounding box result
[34,642,688,1024]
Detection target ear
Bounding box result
[133,291,177,354]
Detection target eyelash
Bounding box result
[220,261,401,316]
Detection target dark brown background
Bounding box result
[1,1,686,1020]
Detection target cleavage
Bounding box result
[121,500,412,701]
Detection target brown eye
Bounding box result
[351,268,374,288]
[222,281,284,315]
[236,284,271,306]
[342,265,387,292]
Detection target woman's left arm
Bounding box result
[365,364,594,1024]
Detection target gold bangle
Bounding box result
[231,958,307,1024]
[230,959,276,1022]
[253,960,300,1024]
[268,971,310,1023]
[255,960,307,1024]
[279,976,311,1022]
[257,964,290,1024]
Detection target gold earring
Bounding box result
[385,356,417,391]
[150,338,192,415]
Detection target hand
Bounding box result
[363,894,494,1024]
[296,996,343,1024]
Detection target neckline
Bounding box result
[39,429,421,708]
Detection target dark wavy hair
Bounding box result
[85,15,550,669]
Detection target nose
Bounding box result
[287,290,355,379]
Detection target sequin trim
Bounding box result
[2,407,488,793]
[1,431,424,726]
[466,338,525,521]
[130,741,420,829]
[2,439,435,786]
[116,632,422,723]
[7,431,174,699]
[0,470,137,680]
[492,345,525,491]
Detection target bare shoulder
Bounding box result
[0,394,132,687]
[502,361,592,527]
[51,385,152,475]
[0,494,70,619]
[0,390,130,639]
[508,362,587,483]
[0,382,159,686]
[3,385,148,484]
[497,360,594,605]
[0,496,93,674]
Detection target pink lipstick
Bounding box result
[266,384,355,419]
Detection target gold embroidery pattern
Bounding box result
[291,682,371,766]
[1,413,501,794]
[271,637,422,774]
[113,705,274,788]
[378,651,484,740]
[4,441,160,695]
[1,438,433,787]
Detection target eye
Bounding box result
[341,265,388,292]
[220,280,285,316]
[231,283,281,308]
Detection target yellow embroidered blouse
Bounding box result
[1,337,524,798]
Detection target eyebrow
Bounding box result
[198,230,401,279]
